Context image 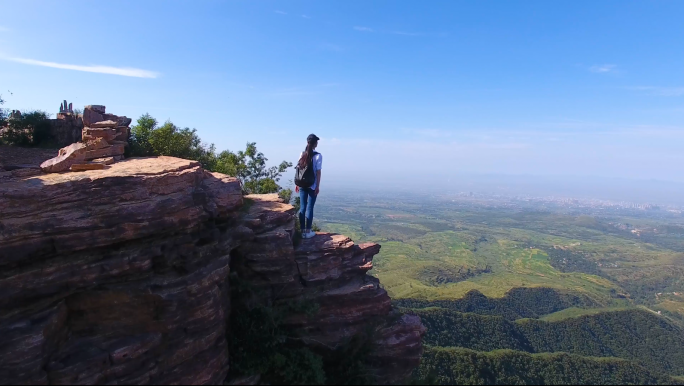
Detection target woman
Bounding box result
[295,134,322,239]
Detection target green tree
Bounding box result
[214,142,292,194]
[0,110,52,147]
[129,114,158,156]
[129,114,216,170]
[129,114,293,195]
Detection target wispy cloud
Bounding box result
[274,10,287,15]
[3,57,159,78]
[353,26,374,32]
[301,14,311,19]
[589,64,617,73]
[0,26,9,32]
[629,86,684,97]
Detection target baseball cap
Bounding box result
[307,134,320,142]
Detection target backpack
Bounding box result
[294,152,318,188]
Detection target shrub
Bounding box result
[129,114,216,169]
[129,113,157,156]
[279,188,293,203]
[129,113,292,195]
[0,110,53,147]
[228,272,380,385]
[228,274,326,385]
[214,142,292,194]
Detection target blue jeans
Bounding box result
[299,187,317,230]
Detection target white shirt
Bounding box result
[299,152,323,190]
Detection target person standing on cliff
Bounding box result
[295,134,322,239]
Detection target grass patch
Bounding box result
[539,306,632,322]
[372,232,620,302]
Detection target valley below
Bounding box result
[316,189,684,384]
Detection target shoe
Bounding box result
[306,230,317,239]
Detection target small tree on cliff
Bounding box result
[130,114,292,195]
[214,142,292,195]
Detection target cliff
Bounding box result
[0,156,425,385]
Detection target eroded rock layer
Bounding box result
[1,157,243,385]
[234,195,426,384]
[0,157,424,385]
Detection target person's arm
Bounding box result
[295,152,303,193]
[315,154,322,196]
[315,170,321,196]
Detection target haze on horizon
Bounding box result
[1,0,683,197]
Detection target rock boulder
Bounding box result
[39,142,87,173]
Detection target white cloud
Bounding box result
[589,64,617,73]
[274,10,287,15]
[630,86,684,97]
[301,14,311,19]
[353,26,374,32]
[3,57,159,78]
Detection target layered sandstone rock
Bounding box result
[40,106,131,173]
[49,111,83,146]
[0,157,424,385]
[1,157,243,385]
[234,195,426,384]
[39,142,88,173]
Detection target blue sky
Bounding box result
[1,0,683,187]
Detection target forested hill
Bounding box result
[317,190,684,384]
[394,287,598,320]
[411,307,684,383]
[416,347,683,386]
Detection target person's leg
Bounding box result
[299,188,308,233]
[305,189,317,231]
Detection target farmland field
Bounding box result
[315,190,684,383]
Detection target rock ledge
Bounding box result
[0,157,424,385]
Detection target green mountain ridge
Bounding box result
[416,347,683,385]
[394,287,600,320]
[411,307,684,377]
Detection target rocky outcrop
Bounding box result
[1,157,243,385]
[40,106,130,173]
[0,157,424,385]
[234,196,425,383]
[49,112,83,147]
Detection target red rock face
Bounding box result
[1,157,242,385]
[0,157,424,385]
[235,196,426,384]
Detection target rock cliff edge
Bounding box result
[0,156,425,385]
